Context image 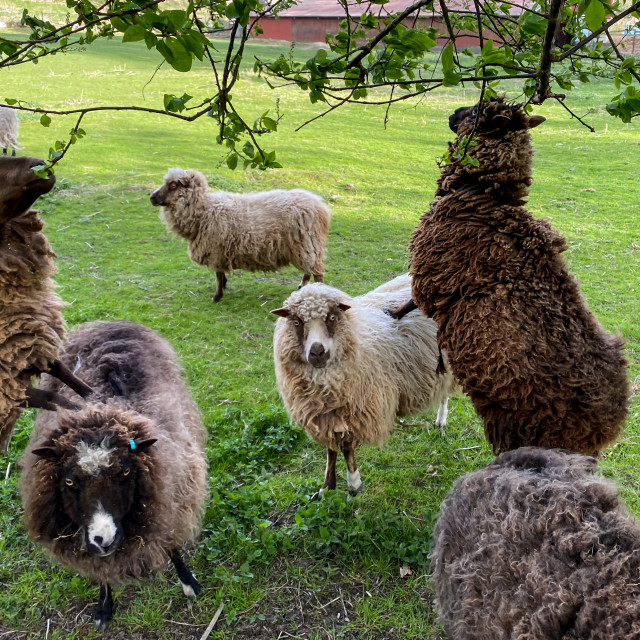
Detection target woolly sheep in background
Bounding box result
[150,168,331,302]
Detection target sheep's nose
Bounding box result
[307,342,328,367]
[149,190,162,206]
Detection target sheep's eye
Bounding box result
[65,478,74,487]
[168,182,177,191]
[327,314,336,323]
[471,106,478,118]
[293,320,300,326]
[123,468,130,477]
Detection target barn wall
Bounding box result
[256,15,490,47]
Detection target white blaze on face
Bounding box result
[304,317,334,363]
[87,502,118,555]
[76,440,114,475]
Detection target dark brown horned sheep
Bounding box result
[19,321,208,630]
[432,447,640,639]
[0,156,93,450]
[407,97,629,454]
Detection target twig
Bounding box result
[200,602,224,640]
[554,96,596,132]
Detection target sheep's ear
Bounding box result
[338,303,351,312]
[527,115,546,129]
[129,438,157,453]
[32,447,61,461]
[177,178,187,187]
[271,308,290,318]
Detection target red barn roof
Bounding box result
[267,0,529,17]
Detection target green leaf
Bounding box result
[262,116,277,131]
[4,98,17,105]
[40,114,51,127]
[242,141,255,157]
[110,16,129,32]
[443,71,462,86]
[584,0,606,32]
[122,25,146,43]
[227,153,238,170]
[441,43,455,75]
[520,12,547,36]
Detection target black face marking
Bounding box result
[289,313,304,341]
[325,311,337,336]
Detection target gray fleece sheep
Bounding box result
[0,106,20,155]
[150,168,331,302]
[273,274,456,495]
[20,320,208,630]
[432,447,640,639]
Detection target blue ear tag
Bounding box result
[129,439,136,451]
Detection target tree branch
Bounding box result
[532,0,564,103]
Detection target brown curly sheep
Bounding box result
[0,156,92,450]
[407,97,629,454]
[20,321,208,629]
[432,447,640,639]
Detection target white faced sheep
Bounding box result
[432,447,640,639]
[0,156,93,450]
[272,274,457,496]
[407,97,629,455]
[0,106,20,156]
[19,320,208,630]
[150,168,331,302]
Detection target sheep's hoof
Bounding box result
[346,470,362,496]
[212,293,223,303]
[180,573,202,598]
[94,613,110,632]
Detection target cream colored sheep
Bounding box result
[150,168,331,302]
[0,107,20,155]
[272,274,457,495]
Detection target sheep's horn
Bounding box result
[22,387,81,412]
[48,359,95,399]
[527,115,546,129]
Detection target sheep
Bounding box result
[272,274,457,496]
[0,106,20,156]
[19,320,208,630]
[150,168,331,302]
[0,156,93,450]
[407,97,629,455]
[432,446,640,639]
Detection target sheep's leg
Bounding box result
[170,548,202,598]
[48,359,94,398]
[313,273,324,283]
[11,149,16,157]
[299,274,312,289]
[314,448,337,499]
[94,583,113,631]
[385,298,418,320]
[339,433,362,496]
[435,397,449,430]
[213,271,226,302]
[22,387,80,412]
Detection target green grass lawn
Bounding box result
[0,28,638,640]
